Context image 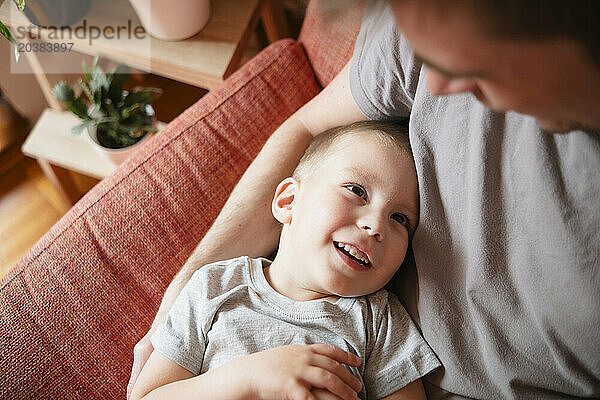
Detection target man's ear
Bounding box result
[272,177,299,224]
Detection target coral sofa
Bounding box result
[0,1,361,398]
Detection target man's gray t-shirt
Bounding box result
[350,1,600,398]
[151,256,441,399]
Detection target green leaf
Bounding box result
[78,79,94,104]
[90,74,110,104]
[71,120,93,135]
[92,55,99,71]
[82,58,111,106]
[96,115,118,125]
[53,81,90,120]
[53,81,76,103]
[121,103,142,119]
[82,61,92,83]
[0,20,20,62]
[108,64,131,104]
[66,98,91,120]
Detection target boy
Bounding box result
[130,121,440,400]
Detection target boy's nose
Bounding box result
[359,216,384,241]
[361,225,382,240]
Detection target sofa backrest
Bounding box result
[298,0,363,88]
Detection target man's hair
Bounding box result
[293,119,412,181]
[393,0,600,68]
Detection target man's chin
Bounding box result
[470,93,596,133]
[535,117,589,134]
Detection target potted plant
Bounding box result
[53,56,162,164]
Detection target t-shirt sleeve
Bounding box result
[349,0,422,120]
[364,291,441,398]
[150,269,208,375]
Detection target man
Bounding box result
[129,0,600,398]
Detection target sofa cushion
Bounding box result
[298,0,363,87]
[0,39,320,398]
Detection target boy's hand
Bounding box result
[228,344,362,400]
[312,388,345,400]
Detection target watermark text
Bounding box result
[14,19,147,46]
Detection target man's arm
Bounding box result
[380,380,426,400]
[128,61,366,397]
[310,379,426,400]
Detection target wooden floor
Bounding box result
[0,156,98,278]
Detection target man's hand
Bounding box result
[226,344,362,400]
[127,330,154,399]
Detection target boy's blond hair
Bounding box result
[293,120,412,181]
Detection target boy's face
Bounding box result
[274,132,419,298]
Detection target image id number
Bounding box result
[18,42,74,53]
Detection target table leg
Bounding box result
[22,35,64,111]
[261,0,290,42]
[37,158,82,208]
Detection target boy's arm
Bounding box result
[128,61,366,396]
[130,351,194,400]
[130,351,259,400]
[131,351,256,400]
[131,345,364,400]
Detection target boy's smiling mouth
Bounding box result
[333,241,371,268]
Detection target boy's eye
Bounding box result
[392,213,407,226]
[346,184,367,200]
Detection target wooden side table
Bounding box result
[1,0,289,207]
[0,0,289,90]
[21,109,168,205]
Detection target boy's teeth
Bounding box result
[337,242,369,265]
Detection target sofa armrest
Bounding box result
[0,39,320,399]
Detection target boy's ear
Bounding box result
[272,177,299,224]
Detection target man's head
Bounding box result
[271,121,419,298]
[389,0,600,132]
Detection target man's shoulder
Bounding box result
[350,0,422,120]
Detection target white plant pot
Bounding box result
[86,125,153,166]
[129,0,212,41]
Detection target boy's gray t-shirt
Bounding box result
[152,256,440,399]
[350,1,600,399]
